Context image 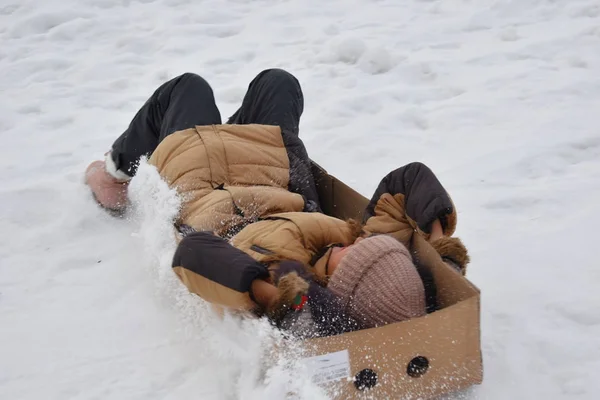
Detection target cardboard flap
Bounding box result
[311,160,480,309]
[311,161,367,221]
[305,161,483,399]
[412,234,480,308]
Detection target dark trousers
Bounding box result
[110,69,319,210]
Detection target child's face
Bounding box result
[327,237,364,275]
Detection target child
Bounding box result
[270,235,427,339]
[86,69,470,334]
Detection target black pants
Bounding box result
[110,69,320,211]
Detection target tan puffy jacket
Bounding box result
[149,124,306,237]
[152,124,467,313]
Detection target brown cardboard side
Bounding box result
[311,162,368,221]
[311,161,481,303]
[303,295,482,399]
[412,234,481,306]
[305,162,483,398]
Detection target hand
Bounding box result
[429,219,445,242]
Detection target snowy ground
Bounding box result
[1,0,600,398]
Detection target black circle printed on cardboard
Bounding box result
[354,369,378,390]
[407,356,429,377]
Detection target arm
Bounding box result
[86,74,213,211]
[172,232,313,317]
[364,163,470,275]
[172,232,270,310]
[363,162,470,273]
[110,73,221,178]
[363,162,456,236]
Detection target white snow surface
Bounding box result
[1,0,600,398]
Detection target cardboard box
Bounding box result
[300,162,483,399]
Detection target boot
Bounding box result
[85,158,129,215]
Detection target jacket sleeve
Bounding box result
[363,162,457,237]
[172,232,270,310]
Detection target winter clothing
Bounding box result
[229,213,361,281]
[431,237,471,275]
[170,161,467,317]
[108,70,320,213]
[110,73,221,178]
[172,232,270,310]
[264,270,310,325]
[170,213,357,310]
[362,163,458,245]
[149,124,308,238]
[84,160,128,214]
[327,235,426,328]
[88,68,471,334]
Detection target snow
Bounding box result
[1,0,600,398]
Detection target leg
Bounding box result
[227,68,304,132]
[110,73,222,177]
[228,69,320,211]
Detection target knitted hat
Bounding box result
[328,235,426,329]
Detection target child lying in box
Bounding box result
[85,69,470,338]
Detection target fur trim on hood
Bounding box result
[346,218,364,242]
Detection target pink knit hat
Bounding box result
[328,235,426,329]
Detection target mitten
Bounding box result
[265,270,309,327]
